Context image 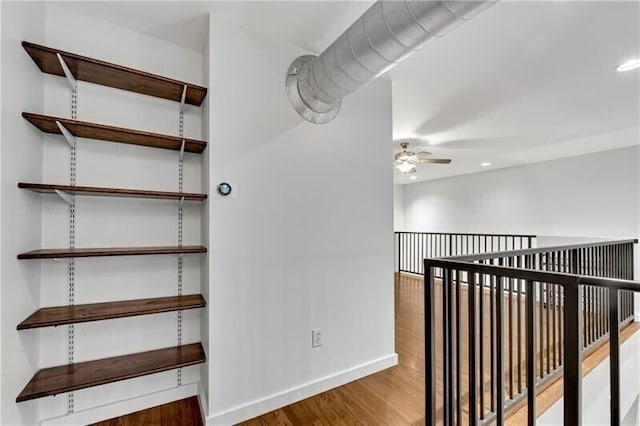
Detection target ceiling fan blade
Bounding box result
[414,158,452,164]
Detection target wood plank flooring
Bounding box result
[91,396,203,426]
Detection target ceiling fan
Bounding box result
[394,141,452,175]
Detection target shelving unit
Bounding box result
[17,40,209,405]
[16,343,206,402]
[22,112,207,153]
[22,41,207,106]
[18,295,206,330]
[18,246,207,260]
[18,183,207,201]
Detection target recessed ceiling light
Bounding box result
[617,58,640,72]
[481,162,491,167]
[409,175,417,180]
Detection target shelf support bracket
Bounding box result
[56,121,76,148]
[179,85,187,113]
[56,53,77,90]
[178,196,185,209]
[179,140,185,161]
[54,190,74,205]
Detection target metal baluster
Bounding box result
[508,257,514,398]
[496,275,505,424]
[553,281,557,370]
[469,272,478,425]
[539,278,544,378]
[526,279,536,426]
[517,256,523,393]
[490,260,496,413]
[425,265,436,425]
[443,268,452,425]
[410,233,415,274]
[610,286,621,426]
[563,280,582,426]
[455,270,462,426]
[546,281,550,375]
[479,268,485,419]
[445,268,454,423]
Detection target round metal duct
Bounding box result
[286,0,496,124]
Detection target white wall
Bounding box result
[199,15,211,416]
[402,146,640,241]
[393,184,405,232]
[1,3,45,425]
[206,16,396,425]
[2,3,208,424]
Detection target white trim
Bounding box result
[40,382,199,426]
[197,380,209,424]
[634,313,640,322]
[207,353,398,426]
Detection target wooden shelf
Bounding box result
[22,41,207,106]
[16,343,206,402]
[23,112,207,153]
[17,245,207,260]
[18,182,207,201]
[18,295,206,330]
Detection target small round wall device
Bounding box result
[217,182,232,197]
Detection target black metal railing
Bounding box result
[424,239,637,425]
[396,231,536,275]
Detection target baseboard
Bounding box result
[634,313,640,322]
[197,380,209,424]
[40,382,199,426]
[207,353,398,426]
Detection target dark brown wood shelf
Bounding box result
[22,41,207,106]
[18,295,206,330]
[17,245,207,260]
[18,182,207,201]
[23,112,207,153]
[16,343,206,402]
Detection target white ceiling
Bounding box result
[390,1,640,183]
[56,1,640,184]
[55,1,372,53]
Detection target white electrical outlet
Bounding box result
[312,328,323,348]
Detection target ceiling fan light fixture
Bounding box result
[617,58,640,72]
[396,161,415,173]
[397,152,413,161]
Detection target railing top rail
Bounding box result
[396,231,536,238]
[424,258,579,286]
[579,276,640,292]
[425,257,640,292]
[448,238,638,262]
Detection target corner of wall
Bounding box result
[393,184,405,232]
[199,12,212,417]
[1,2,46,425]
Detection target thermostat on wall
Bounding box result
[217,182,233,197]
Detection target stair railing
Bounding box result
[424,239,637,425]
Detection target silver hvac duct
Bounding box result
[286,0,496,124]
